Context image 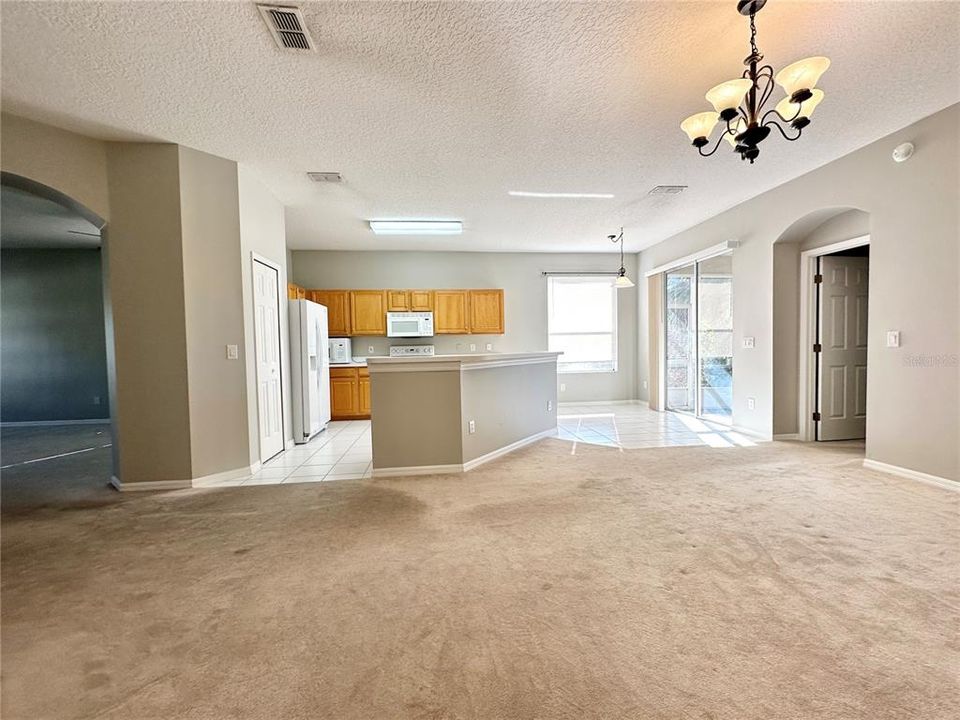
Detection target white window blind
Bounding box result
[547,275,618,374]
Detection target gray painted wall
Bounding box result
[638,104,959,481]
[292,251,638,403]
[1,248,109,422]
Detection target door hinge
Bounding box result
[814,273,823,284]
[812,411,821,422]
[813,343,822,353]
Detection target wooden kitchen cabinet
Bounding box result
[434,290,470,334]
[409,290,434,312]
[468,289,504,334]
[358,368,371,415]
[310,290,351,336]
[288,283,306,300]
[350,290,388,335]
[330,367,371,419]
[386,290,410,311]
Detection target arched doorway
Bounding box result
[772,207,871,442]
[0,172,118,509]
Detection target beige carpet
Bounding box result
[2,439,957,719]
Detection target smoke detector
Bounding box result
[648,185,688,195]
[257,5,316,52]
[307,172,342,183]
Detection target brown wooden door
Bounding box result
[434,290,469,334]
[311,290,351,336]
[468,289,504,334]
[386,290,410,311]
[409,290,435,312]
[350,290,387,335]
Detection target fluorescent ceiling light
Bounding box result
[508,191,615,199]
[368,220,462,235]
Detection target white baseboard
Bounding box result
[111,464,255,492]
[2,418,110,427]
[862,459,958,492]
[558,399,640,407]
[285,438,296,450]
[773,433,800,441]
[730,425,772,441]
[110,476,192,492]
[462,428,556,471]
[372,463,464,478]
[372,428,556,478]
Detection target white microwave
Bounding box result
[386,312,434,338]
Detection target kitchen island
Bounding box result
[366,352,560,477]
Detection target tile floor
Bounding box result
[229,403,756,488]
[208,420,373,488]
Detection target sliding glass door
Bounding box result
[665,264,696,413]
[664,253,733,422]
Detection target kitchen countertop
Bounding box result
[366,352,561,370]
[330,359,368,368]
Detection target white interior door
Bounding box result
[253,260,284,461]
[817,255,869,441]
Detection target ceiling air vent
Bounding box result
[307,172,342,183]
[257,5,316,52]
[648,185,688,195]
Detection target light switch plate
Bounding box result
[486,343,493,351]
[747,397,756,411]
[560,383,566,393]
[548,400,553,411]
[468,420,476,434]
[886,330,900,348]
[226,344,239,360]
[742,336,755,349]
[469,343,477,352]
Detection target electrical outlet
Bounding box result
[368,345,375,354]
[642,380,648,389]
[93,396,101,405]
[742,336,755,349]
[548,400,553,411]
[886,330,900,348]
[560,383,566,392]
[485,343,493,351]
[468,420,476,434]
[470,343,477,352]
[747,397,756,411]
[226,344,239,360]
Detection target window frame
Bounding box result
[546,275,619,375]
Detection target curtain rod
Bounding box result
[540,271,619,277]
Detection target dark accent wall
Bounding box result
[1,249,109,422]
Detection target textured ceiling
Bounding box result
[0,186,101,249]
[1,1,958,252]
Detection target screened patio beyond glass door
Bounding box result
[664,252,733,423]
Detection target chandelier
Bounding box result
[680,0,830,164]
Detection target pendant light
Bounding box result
[680,0,830,164]
[609,227,635,289]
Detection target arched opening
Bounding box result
[0,172,118,510]
[772,207,871,443]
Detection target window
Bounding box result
[547,276,618,373]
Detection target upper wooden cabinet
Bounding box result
[386,290,410,311]
[468,289,504,334]
[434,290,470,334]
[386,289,434,312]
[288,283,306,300]
[409,290,434,312]
[350,290,388,335]
[311,290,351,336]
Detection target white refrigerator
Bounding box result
[289,299,331,443]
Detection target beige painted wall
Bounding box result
[105,143,193,482]
[1,113,110,221]
[459,362,557,462]
[370,370,463,468]
[292,251,638,403]
[638,103,959,480]
[238,166,293,464]
[178,147,251,479]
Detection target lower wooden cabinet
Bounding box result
[329,366,370,420]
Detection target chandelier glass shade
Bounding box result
[681,0,830,164]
